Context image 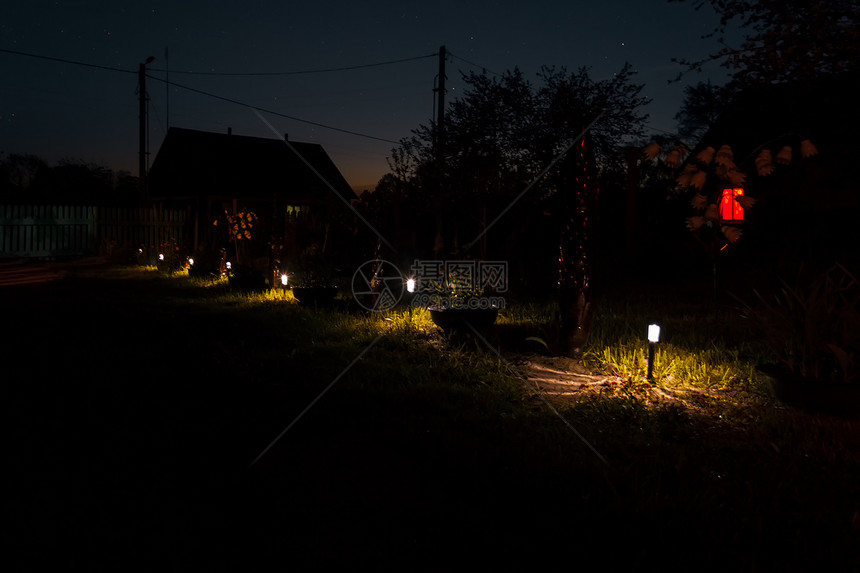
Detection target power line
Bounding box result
[149,53,437,76]
[0,47,136,74]
[148,74,401,144]
[1,46,412,144]
[1,47,437,78]
[449,52,503,77]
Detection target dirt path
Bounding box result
[507,352,726,415]
[0,257,110,287]
[509,353,623,397]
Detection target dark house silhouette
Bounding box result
[148,126,359,263]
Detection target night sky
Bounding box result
[1,1,731,190]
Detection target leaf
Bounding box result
[801,139,818,158]
[686,216,706,231]
[715,144,734,166]
[665,149,681,168]
[696,146,715,165]
[677,165,698,187]
[642,142,661,159]
[727,169,747,186]
[525,336,549,350]
[721,225,742,244]
[705,204,719,221]
[736,196,757,210]
[755,149,775,176]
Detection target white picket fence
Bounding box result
[0,204,186,258]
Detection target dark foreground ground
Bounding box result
[6,262,859,572]
[7,265,583,571]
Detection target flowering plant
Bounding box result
[213,210,258,265]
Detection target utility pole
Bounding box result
[434,45,447,161]
[139,56,154,201]
[432,45,448,258]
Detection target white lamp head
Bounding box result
[648,323,661,343]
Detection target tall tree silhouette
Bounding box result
[671,0,859,88]
[387,65,649,355]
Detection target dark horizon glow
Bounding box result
[1,1,731,190]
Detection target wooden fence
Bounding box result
[0,204,186,258]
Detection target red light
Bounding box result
[720,188,744,222]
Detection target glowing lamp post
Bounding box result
[647,323,661,383]
[280,273,289,288]
[405,277,416,320]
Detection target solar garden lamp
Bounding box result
[405,277,416,320]
[647,323,661,383]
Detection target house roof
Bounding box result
[148,127,357,204]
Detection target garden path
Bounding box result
[0,257,109,286]
[508,352,720,413]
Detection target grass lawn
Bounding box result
[7,264,859,571]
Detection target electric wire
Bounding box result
[0,47,436,78]
[0,47,136,74]
[449,52,503,77]
[147,74,401,144]
[149,53,437,76]
[0,46,414,145]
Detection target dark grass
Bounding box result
[6,265,859,571]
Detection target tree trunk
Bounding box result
[557,134,600,357]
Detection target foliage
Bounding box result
[582,293,769,391]
[219,210,258,243]
[391,65,650,186]
[734,264,860,383]
[0,152,137,205]
[535,64,651,165]
[670,0,859,89]
[674,80,734,142]
[188,247,226,278]
[288,251,337,288]
[155,237,186,274]
[643,134,818,253]
[383,65,649,258]
[214,210,258,265]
